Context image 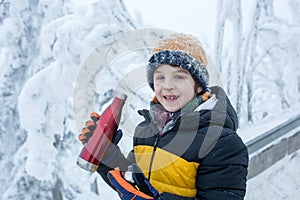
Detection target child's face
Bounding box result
[153,64,202,112]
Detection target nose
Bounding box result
[162,79,175,90]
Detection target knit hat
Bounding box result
[147,33,209,92]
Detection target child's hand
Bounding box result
[78,112,100,144]
[78,112,123,145]
[107,164,162,200]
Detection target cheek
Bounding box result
[180,81,197,97]
[180,80,195,91]
[153,83,159,91]
[154,84,162,95]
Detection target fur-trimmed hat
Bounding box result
[147,33,209,91]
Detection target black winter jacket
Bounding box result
[98,86,248,200]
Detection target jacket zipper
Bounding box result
[147,133,161,180]
[146,113,177,180]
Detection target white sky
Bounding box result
[123,0,293,52]
[123,0,217,47]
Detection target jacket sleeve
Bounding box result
[196,131,249,200]
[97,145,135,189]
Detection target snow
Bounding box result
[246,149,300,200]
[0,0,299,199]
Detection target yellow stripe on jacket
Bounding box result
[134,145,199,197]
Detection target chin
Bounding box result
[164,107,180,113]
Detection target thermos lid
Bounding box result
[114,90,127,100]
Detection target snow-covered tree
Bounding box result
[214,0,300,125]
[0,0,135,199]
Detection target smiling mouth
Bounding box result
[164,95,179,101]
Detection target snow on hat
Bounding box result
[147,33,209,91]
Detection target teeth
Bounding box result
[165,96,178,100]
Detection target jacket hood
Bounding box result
[199,86,238,131]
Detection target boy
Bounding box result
[79,33,248,199]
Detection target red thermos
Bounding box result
[77,91,127,172]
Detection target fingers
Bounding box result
[78,112,100,145]
[112,129,123,145]
[85,120,96,131]
[107,168,154,200]
[78,134,88,145]
[131,164,159,197]
[78,127,93,144]
[90,112,100,122]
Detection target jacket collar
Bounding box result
[149,95,206,132]
[138,86,239,132]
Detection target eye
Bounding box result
[175,74,185,79]
[154,75,165,81]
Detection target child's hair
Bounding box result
[146,33,209,93]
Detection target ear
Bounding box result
[196,87,202,94]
